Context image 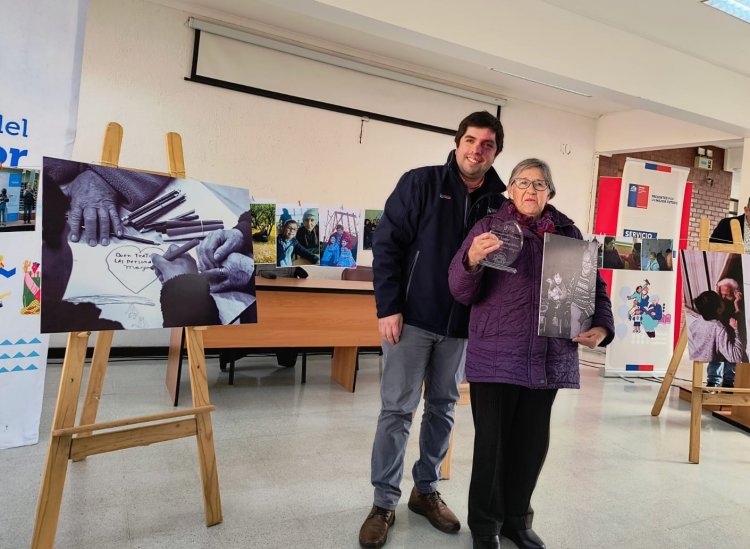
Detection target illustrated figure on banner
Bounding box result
[21,260,41,315]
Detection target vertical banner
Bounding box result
[596,159,689,377]
[0,1,88,449]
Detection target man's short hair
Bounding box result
[455,111,504,156]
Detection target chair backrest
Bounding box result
[341,266,374,282]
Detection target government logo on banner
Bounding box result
[627,184,649,209]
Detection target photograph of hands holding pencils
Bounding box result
[41,156,256,333]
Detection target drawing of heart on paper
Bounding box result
[106,246,162,294]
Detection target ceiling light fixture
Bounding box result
[488,67,592,97]
[702,0,750,24]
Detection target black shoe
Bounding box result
[706,381,719,387]
[472,534,500,549]
[501,526,546,549]
[721,382,734,389]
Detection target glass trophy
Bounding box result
[478,219,524,273]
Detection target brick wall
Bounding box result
[596,146,734,248]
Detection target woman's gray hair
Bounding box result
[508,158,556,199]
[303,208,317,220]
[716,278,739,291]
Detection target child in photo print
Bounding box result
[539,233,598,338]
[681,250,747,362]
[363,209,383,251]
[319,209,361,267]
[275,204,320,267]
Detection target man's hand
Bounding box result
[64,170,123,246]
[572,326,608,349]
[379,313,403,345]
[197,228,245,271]
[151,246,198,284]
[466,232,501,270]
[203,252,254,293]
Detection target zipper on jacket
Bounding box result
[404,250,420,301]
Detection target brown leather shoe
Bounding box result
[359,505,395,548]
[407,486,460,533]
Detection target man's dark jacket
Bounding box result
[710,214,745,244]
[373,150,506,338]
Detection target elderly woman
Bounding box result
[448,158,614,549]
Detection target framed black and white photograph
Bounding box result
[538,234,598,338]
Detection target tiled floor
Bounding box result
[1,350,748,548]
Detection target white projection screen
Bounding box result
[189,25,499,135]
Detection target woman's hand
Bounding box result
[466,232,502,270]
[572,326,608,349]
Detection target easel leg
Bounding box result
[651,326,687,416]
[75,331,114,454]
[184,327,222,526]
[440,429,455,480]
[32,332,90,549]
[689,361,704,464]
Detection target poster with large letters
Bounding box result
[594,159,691,377]
[0,1,87,449]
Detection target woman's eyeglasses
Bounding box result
[511,178,549,191]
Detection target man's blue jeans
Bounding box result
[707,362,736,387]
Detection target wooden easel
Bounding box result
[31,123,222,548]
[651,217,750,463]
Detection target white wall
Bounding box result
[55,0,598,347]
[596,110,740,154]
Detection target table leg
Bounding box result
[331,347,358,392]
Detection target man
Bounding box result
[710,199,750,247]
[295,208,319,257]
[360,111,506,548]
[709,208,749,389]
[22,186,35,224]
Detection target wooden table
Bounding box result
[166,278,380,402]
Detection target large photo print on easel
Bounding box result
[681,250,747,362]
[41,157,256,333]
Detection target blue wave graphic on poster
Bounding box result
[0,340,12,346]
[0,364,39,373]
[27,350,39,357]
[0,353,9,359]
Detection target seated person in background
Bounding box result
[687,290,745,363]
[277,219,319,267]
